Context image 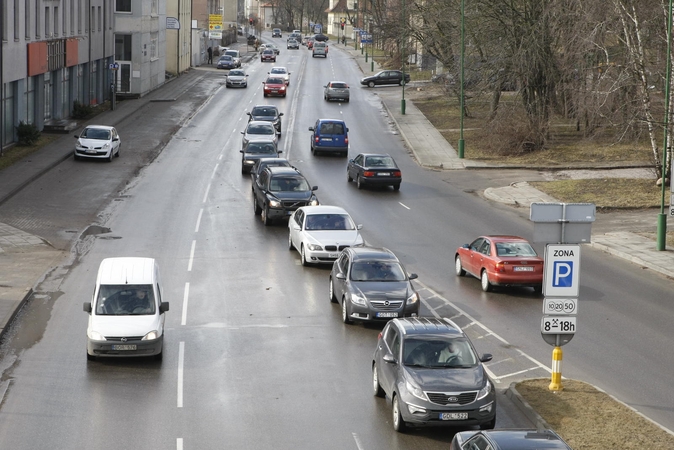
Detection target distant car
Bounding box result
[288,32,302,43]
[272,28,282,38]
[314,34,329,42]
[455,235,544,293]
[372,317,496,432]
[261,49,276,62]
[450,429,572,450]
[250,157,292,188]
[324,81,350,102]
[223,49,241,67]
[269,66,291,85]
[240,141,281,174]
[329,247,420,324]
[312,42,328,57]
[306,38,315,49]
[261,43,281,55]
[247,105,283,135]
[287,38,300,49]
[262,77,287,97]
[361,70,411,87]
[309,118,349,156]
[252,166,319,226]
[225,69,248,88]
[347,153,402,190]
[73,125,121,161]
[288,205,364,266]
[216,55,237,70]
[241,121,278,149]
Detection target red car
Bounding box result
[455,235,543,293]
[261,49,276,62]
[262,77,287,97]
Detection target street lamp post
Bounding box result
[657,0,673,250]
[458,0,465,158]
[401,0,406,115]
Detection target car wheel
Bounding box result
[107,151,114,162]
[455,256,466,276]
[347,170,353,182]
[154,350,163,361]
[328,278,338,303]
[74,153,80,161]
[262,206,272,226]
[533,285,543,295]
[300,245,310,266]
[480,416,496,430]
[341,297,353,324]
[86,352,95,361]
[357,176,364,190]
[116,144,121,157]
[393,183,400,191]
[392,395,407,432]
[372,364,385,397]
[283,93,286,97]
[481,269,493,292]
[263,92,268,97]
[225,85,230,88]
[345,98,350,103]
[253,197,262,215]
[399,80,405,86]
[368,81,375,88]
[288,233,294,250]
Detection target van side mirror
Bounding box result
[83,302,92,313]
[160,302,170,313]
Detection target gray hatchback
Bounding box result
[372,317,496,432]
[329,247,419,324]
[324,81,350,102]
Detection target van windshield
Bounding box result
[96,284,156,315]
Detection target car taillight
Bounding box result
[378,332,383,340]
[495,262,505,272]
[315,136,319,143]
[345,137,349,145]
[363,171,376,177]
[393,171,401,177]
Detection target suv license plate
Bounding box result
[440,412,468,420]
[376,312,398,318]
[112,344,137,351]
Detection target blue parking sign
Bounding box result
[544,244,580,297]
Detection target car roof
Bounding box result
[357,153,394,158]
[266,166,303,177]
[265,78,284,83]
[97,257,157,285]
[299,205,348,215]
[247,121,276,127]
[346,246,397,262]
[317,118,346,124]
[271,66,287,71]
[245,139,277,146]
[391,317,465,337]
[480,235,530,242]
[256,157,289,165]
[252,105,279,111]
[457,429,572,450]
[84,125,114,130]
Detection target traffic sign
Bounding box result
[543,298,578,315]
[541,316,577,334]
[109,63,119,70]
[544,244,580,297]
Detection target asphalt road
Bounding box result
[0,33,672,449]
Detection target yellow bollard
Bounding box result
[549,346,563,391]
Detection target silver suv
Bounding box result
[372,317,496,432]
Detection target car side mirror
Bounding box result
[241,131,244,134]
[480,353,493,363]
[277,150,283,153]
[308,127,314,131]
[239,150,244,153]
[160,302,170,313]
[323,85,327,88]
[311,186,318,191]
[292,223,301,231]
[74,135,79,139]
[357,224,363,230]
[279,112,284,116]
[348,159,354,163]
[247,112,252,116]
[383,354,397,364]
[83,302,92,313]
[408,273,418,280]
[462,244,470,248]
[346,128,350,132]
[336,273,346,280]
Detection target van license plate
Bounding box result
[112,344,137,351]
[440,412,468,420]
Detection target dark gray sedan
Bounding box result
[329,247,419,324]
[324,81,350,102]
[347,153,402,190]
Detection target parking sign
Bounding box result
[544,244,580,297]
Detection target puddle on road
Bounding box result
[80,225,111,238]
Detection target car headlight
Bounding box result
[76,140,83,148]
[310,197,319,206]
[88,330,106,341]
[244,159,255,164]
[406,291,420,305]
[268,199,281,208]
[405,377,427,401]
[102,142,110,149]
[350,290,367,306]
[477,379,493,400]
[142,330,161,340]
[306,243,323,251]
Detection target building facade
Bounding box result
[2,0,115,147]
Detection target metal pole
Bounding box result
[458,0,465,158]
[401,0,406,115]
[0,0,4,156]
[657,0,673,251]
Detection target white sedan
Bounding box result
[269,66,291,85]
[73,125,121,161]
[288,205,364,266]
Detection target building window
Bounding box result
[115,34,132,60]
[115,0,131,13]
[54,6,59,36]
[26,0,31,39]
[36,0,41,37]
[25,77,36,125]
[151,32,158,60]
[14,0,20,40]
[45,6,50,37]
[151,0,157,15]
[71,0,75,34]
[98,6,101,31]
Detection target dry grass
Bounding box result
[0,135,62,171]
[516,379,674,450]
[528,179,662,209]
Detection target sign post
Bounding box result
[108,63,119,110]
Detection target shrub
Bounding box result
[15,121,41,146]
[72,100,94,119]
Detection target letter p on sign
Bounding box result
[553,261,573,287]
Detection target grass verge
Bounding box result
[0,135,62,171]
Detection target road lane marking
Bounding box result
[211,163,218,179]
[177,341,185,407]
[283,53,308,159]
[399,202,410,210]
[202,184,211,203]
[352,433,365,450]
[188,240,196,271]
[177,438,183,450]
[181,282,190,326]
[195,209,203,233]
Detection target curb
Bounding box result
[0,288,33,343]
[506,381,553,430]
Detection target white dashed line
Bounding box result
[177,341,185,407]
[399,202,410,210]
[195,209,203,233]
[181,282,190,326]
[188,240,196,271]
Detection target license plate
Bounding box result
[271,90,278,93]
[440,412,468,420]
[514,266,534,271]
[377,172,390,176]
[86,149,97,154]
[376,312,398,318]
[112,344,137,351]
[321,137,332,141]
[328,252,339,258]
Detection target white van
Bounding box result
[83,257,169,361]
